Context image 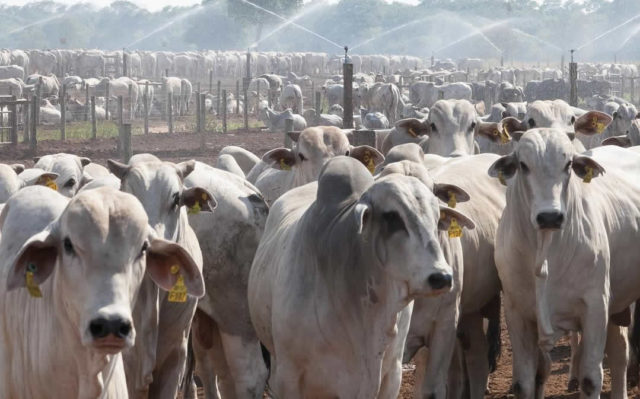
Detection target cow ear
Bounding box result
[6,229,58,292]
[433,183,470,207]
[78,157,91,167]
[180,187,217,213]
[601,135,631,148]
[511,131,525,142]
[262,148,297,171]
[354,202,370,235]
[11,164,25,174]
[475,121,509,143]
[350,145,384,174]
[574,111,612,135]
[175,160,196,180]
[34,172,60,191]
[33,156,41,164]
[438,207,475,232]
[146,238,205,298]
[572,155,605,181]
[501,116,527,136]
[287,131,301,143]
[107,159,132,180]
[488,153,518,184]
[395,118,430,137]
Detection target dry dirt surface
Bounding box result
[7,128,640,398]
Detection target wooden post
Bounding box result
[351,130,376,148]
[243,89,249,130]
[91,96,97,139]
[36,77,42,126]
[311,81,315,106]
[168,95,174,135]
[236,80,240,115]
[122,50,128,77]
[60,84,66,140]
[569,62,578,107]
[209,69,213,93]
[117,96,123,153]
[143,82,149,135]
[23,101,29,143]
[165,68,169,77]
[343,62,354,129]
[105,81,110,120]
[256,80,261,117]
[84,83,89,121]
[128,84,133,121]
[246,51,252,79]
[216,81,221,116]
[284,118,294,148]
[30,95,37,152]
[120,123,132,163]
[631,78,635,104]
[9,96,17,145]
[222,89,227,133]
[196,91,201,133]
[315,91,321,125]
[200,93,206,133]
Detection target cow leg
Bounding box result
[420,312,458,399]
[447,342,468,399]
[219,331,268,399]
[379,305,413,399]
[503,296,538,399]
[568,332,582,391]
[192,310,221,399]
[535,349,551,399]
[460,313,490,399]
[605,324,628,399]
[577,304,608,398]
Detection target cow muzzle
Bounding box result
[426,271,453,296]
[87,316,133,354]
[536,211,564,230]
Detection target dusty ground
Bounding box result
[5,122,640,398]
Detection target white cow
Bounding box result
[0,186,204,398]
[0,164,58,203]
[34,153,92,197]
[249,156,473,398]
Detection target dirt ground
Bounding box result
[6,123,640,398]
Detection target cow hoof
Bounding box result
[581,377,595,396]
[568,378,579,392]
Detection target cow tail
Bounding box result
[181,330,197,398]
[482,293,502,373]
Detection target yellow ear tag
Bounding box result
[448,218,463,238]
[447,191,456,208]
[45,177,58,191]
[591,116,605,134]
[408,127,417,137]
[201,193,208,201]
[25,263,42,298]
[280,158,291,171]
[168,265,187,303]
[363,151,375,174]
[583,165,593,183]
[188,201,201,215]
[498,170,507,186]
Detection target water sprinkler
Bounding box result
[344,46,351,64]
[570,49,575,63]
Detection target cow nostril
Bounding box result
[536,212,564,229]
[428,272,453,290]
[114,320,132,339]
[89,318,109,339]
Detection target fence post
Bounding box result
[343,62,354,129]
[84,83,89,121]
[105,81,110,120]
[120,123,132,163]
[128,84,133,121]
[222,89,227,133]
[60,84,66,140]
[631,78,635,104]
[244,89,249,130]
[143,82,149,135]
[168,95,174,135]
[91,96,97,139]
[23,100,29,143]
[117,96,123,153]
[236,80,240,115]
[9,96,17,145]
[216,81,221,116]
[284,118,294,148]
[569,61,578,107]
[256,80,261,117]
[30,95,37,152]
[122,50,128,77]
[209,69,213,93]
[200,93,206,132]
[196,91,201,133]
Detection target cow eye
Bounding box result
[430,123,437,132]
[171,192,180,209]
[298,153,306,162]
[564,161,572,173]
[570,116,576,125]
[528,118,536,128]
[519,162,529,174]
[469,121,476,131]
[345,150,350,156]
[64,178,76,188]
[383,211,406,235]
[63,237,75,255]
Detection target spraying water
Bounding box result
[436,18,507,55]
[250,1,327,49]
[1,12,66,37]
[616,23,640,52]
[351,16,431,51]
[241,0,343,50]
[576,13,640,51]
[126,4,204,48]
[509,28,562,52]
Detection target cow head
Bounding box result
[488,128,605,230]
[34,153,91,197]
[107,157,216,241]
[6,187,205,354]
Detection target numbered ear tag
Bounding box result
[363,151,375,175]
[168,265,187,303]
[591,116,606,134]
[280,158,291,171]
[447,191,456,208]
[187,201,201,215]
[448,218,462,238]
[498,170,507,186]
[500,131,510,144]
[408,127,417,137]
[25,263,42,298]
[38,176,58,191]
[583,165,593,183]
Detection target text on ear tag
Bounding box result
[583,165,593,183]
[363,150,375,175]
[25,263,42,298]
[498,170,507,186]
[45,177,58,191]
[447,191,456,208]
[188,201,201,215]
[168,265,187,303]
[448,218,462,238]
[280,158,291,171]
[591,116,606,134]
